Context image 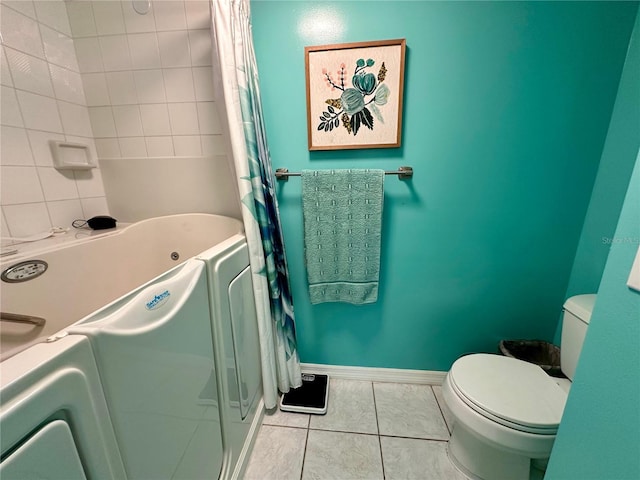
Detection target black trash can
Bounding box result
[499,340,564,377]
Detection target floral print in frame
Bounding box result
[305,39,406,151]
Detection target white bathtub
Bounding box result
[0,213,242,361]
[0,214,262,480]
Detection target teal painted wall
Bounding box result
[554,6,640,344]
[547,159,640,478]
[547,12,640,478]
[251,1,638,370]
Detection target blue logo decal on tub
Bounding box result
[146,290,170,310]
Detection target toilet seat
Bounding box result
[449,354,567,435]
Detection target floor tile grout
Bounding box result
[254,380,456,480]
[431,384,452,434]
[262,423,451,443]
[298,426,310,480]
[371,382,386,480]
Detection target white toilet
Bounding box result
[442,294,596,480]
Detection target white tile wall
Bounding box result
[3,1,36,19]
[128,33,161,69]
[122,2,156,33]
[41,24,79,70]
[75,37,104,72]
[66,2,97,38]
[193,66,215,101]
[1,166,45,204]
[185,1,210,30]
[80,196,109,218]
[16,90,63,132]
[58,101,93,137]
[145,136,174,156]
[50,64,86,104]
[1,85,24,127]
[5,48,55,97]
[68,0,225,163]
[34,1,72,36]
[1,47,13,87]
[28,130,65,166]
[94,138,121,158]
[37,167,79,202]
[112,105,144,137]
[163,68,195,102]
[105,71,137,105]
[140,104,172,136]
[1,0,108,237]
[134,69,166,103]
[82,73,110,106]
[117,137,147,157]
[1,126,35,166]
[173,135,202,156]
[1,0,225,237]
[47,198,84,227]
[153,1,187,31]
[3,202,52,237]
[197,102,222,134]
[188,29,212,66]
[157,31,191,68]
[89,106,117,137]
[1,4,45,59]
[168,102,199,135]
[92,1,126,36]
[99,35,132,71]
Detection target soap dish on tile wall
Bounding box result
[49,140,96,170]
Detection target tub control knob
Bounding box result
[1,260,48,283]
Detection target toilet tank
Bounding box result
[561,294,596,380]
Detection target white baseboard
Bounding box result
[300,363,447,385]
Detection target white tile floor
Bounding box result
[243,379,468,480]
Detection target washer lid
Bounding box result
[450,354,567,431]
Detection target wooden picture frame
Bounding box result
[305,39,406,151]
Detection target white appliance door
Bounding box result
[68,260,224,480]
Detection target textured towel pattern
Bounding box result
[301,169,384,305]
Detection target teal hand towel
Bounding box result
[301,169,384,305]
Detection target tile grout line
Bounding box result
[430,385,452,435]
[261,422,451,441]
[371,382,386,480]
[298,418,311,480]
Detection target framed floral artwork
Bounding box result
[305,39,406,151]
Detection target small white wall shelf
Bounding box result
[50,141,96,170]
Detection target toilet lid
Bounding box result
[449,354,567,434]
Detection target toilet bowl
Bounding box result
[442,294,596,480]
[443,354,566,479]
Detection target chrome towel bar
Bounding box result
[275,166,413,181]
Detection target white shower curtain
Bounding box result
[210,0,302,409]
